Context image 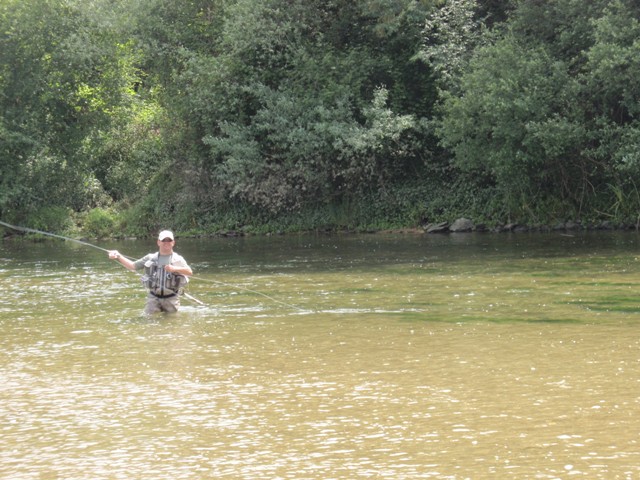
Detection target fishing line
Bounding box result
[1,220,303,311]
[190,275,307,312]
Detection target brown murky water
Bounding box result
[1,232,640,479]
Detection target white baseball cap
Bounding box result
[158,230,174,241]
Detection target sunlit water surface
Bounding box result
[1,232,640,479]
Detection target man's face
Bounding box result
[158,238,174,253]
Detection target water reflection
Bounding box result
[1,232,640,479]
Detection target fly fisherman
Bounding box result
[108,230,193,314]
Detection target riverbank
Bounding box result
[3,215,639,242]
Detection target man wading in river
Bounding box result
[108,230,193,314]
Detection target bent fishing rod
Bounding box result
[1,220,305,311]
[0,220,112,253]
[0,219,204,305]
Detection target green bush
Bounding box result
[82,207,117,238]
[26,206,74,234]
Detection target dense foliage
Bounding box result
[436,0,640,224]
[1,0,640,236]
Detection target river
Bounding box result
[1,231,639,479]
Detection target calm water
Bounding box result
[1,231,640,479]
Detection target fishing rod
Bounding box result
[0,219,205,306]
[1,220,305,311]
[0,220,112,253]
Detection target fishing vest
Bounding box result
[140,253,187,296]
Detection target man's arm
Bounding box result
[165,263,192,276]
[108,250,137,271]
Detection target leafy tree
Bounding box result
[418,0,486,92]
[0,0,143,223]
[583,0,640,216]
[152,0,439,220]
[435,0,640,221]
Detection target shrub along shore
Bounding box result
[4,2,640,239]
